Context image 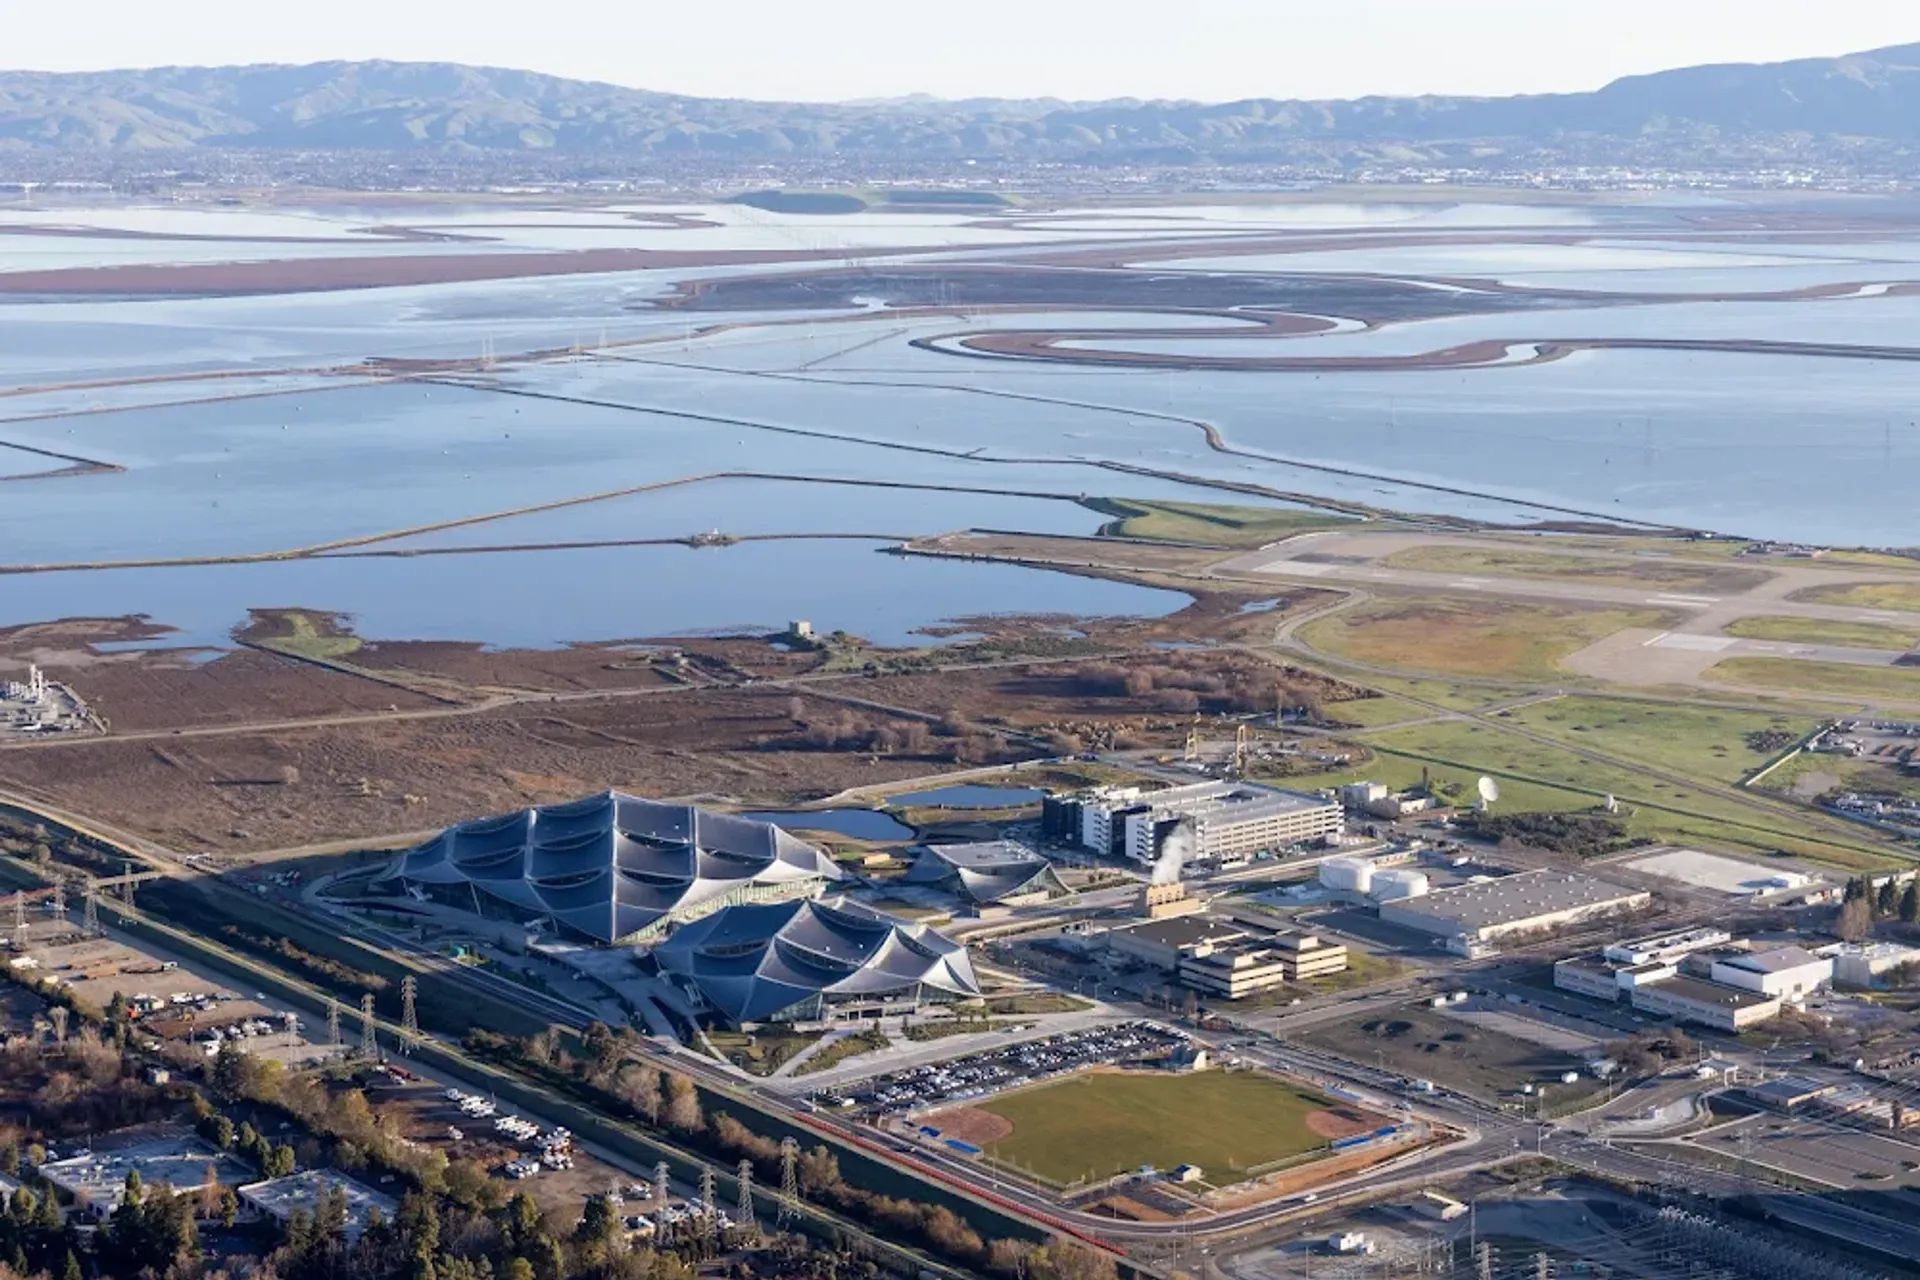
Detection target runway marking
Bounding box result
[1450,577,1492,589]
[1647,593,1721,606]
[1646,633,1738,653]
[1256,560,1334,576]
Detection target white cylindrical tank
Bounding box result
[1371,869,1431,902]
[1319,857,1374,893]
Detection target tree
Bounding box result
[1900,881,1919,924]
[1877,878,1899,917]
[1838,894,1875,942]
[663,1073,703,1133]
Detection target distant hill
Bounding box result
[0,45,1916,162]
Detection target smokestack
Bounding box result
[1151,819,1195,886]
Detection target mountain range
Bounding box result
[1,43,1917,163]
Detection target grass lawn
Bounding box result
[1723,616,1920,651]
[977,1069,1339,1185]
[1758,752,1920,805]
[1084,497,1357,547]
[1381,545,1769,595]
[1788,581,1920,613]
[1307,720,1895,870]
[1498,696,1817,785]
[1299,598,1672,681]
[983,992,1095,1015]
[1706,657,1920,706]
[248,607,363,661]
[1321,694,1433,728]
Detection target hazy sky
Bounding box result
[8,1,1919,102]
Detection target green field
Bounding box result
[1788,581,1920,613]
[1299,597,1671,681]
[1706,657,1920,705]
[1322,694,1433,728]
[1382,545,1769,595]
[1084,497,1357,547]
[1499,696,1816,785]
[1723,615,1920,651]
[973,1069,1340,1185]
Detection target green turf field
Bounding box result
[974,1069,1341,1185]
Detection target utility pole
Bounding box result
[359,992,378,1059]
[1476,1242,1492,1280]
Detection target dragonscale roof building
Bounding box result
[904,840,1070,905]
[379,792,844,944]
[652,897,981,1027]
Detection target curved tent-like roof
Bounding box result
[904,840,1070,904]
[653,897,980,1026]
[385,792,843,943]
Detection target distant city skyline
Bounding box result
[8,1,1919,104]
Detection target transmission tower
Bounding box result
[121,860,136,909]
[1182,716,1200,762]
[359,992,378,1059]
[735,1158,756,1236]
[399,975,420,1052]
[1535,1252,1552,1280]
[48,1005,68,1045]
[777,1136,800,1224]
[1476,1242,1493,1280]
[652,1161,671,1236]
[326,998,343,1048]
[49,881,65,929]
[81,881,99,937]
[698,1166,718,1246]
[11,891,26,953]
[1233,723,1252,775]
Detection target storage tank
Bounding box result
[1319,857,1374,893]
[1371,869,1431,902]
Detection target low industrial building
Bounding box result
[1378,870,1649,952]
[1627,975,1780,1031]
[240,1169,399,1241]
[1821,941,1920,989]
[1176,932,1348,999]
[1604,928,1733,967]
[39,1134,253,1220]
[1705,946,1833,1001]
[1050,780,1343,866]
[903,841,1070,906]
[1106,916,1248,972]
[1338,782,1435,820]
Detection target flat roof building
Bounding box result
[1061,781,1342,867]
[1822,940,1920,989]
[1379,870,1649,949]
[1707,946,1833,1001]
[1628,975,1779,1032]
[1175,932,1348,1000]
[1107,916,1247,972]
[240,1169,399,1241]
[1604,928,1733,967]
[39,1134,253,1221]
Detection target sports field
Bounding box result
[937,1069,1365,1186]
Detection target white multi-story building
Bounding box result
[1707,946,1834,1001]
[1066,780,1342,866]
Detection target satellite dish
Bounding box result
[1476,776,1500,806]
[1604,794,1619,814]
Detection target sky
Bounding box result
[5,0,1918,102]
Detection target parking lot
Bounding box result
[820,1020,1192,1115]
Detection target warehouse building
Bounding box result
[1628,975,1780,1031]
[1378,870,1649,952]
[1821,940,1920,989]
[1052,781,1342,866]
[240,1169,398,1241]
[1106,916,1248,972]
[39,1134,253,1221]
[1705,945,1833,1001]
